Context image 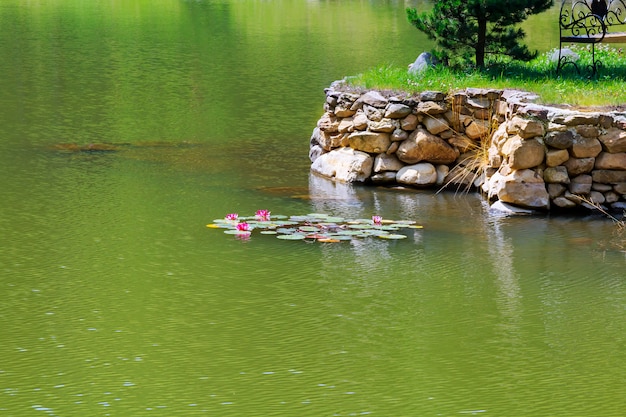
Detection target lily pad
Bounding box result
[348,224,373,229]
[212,211,421,243]
[213,218,237,224]
[276,227,298,234]
[276,234,306,240]
[366,229,391,236]
[378,225,401,231]
[299,226,320,232]
[378,234,408,240]
[259,224,279,230]
[305,234,329,240]
[224,230,252,235]
[274,220,298,226]
[335,230,364,236]
[325,234,353,241]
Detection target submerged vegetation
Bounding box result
[350,45,626,107]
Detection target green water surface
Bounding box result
[1,1,625,416]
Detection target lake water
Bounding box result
[1,1,626,416]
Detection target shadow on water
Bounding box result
[306,172,626,259]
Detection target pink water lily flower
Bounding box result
[236,222,250,232]
[225,213,239,221]
[372,215,383,225]
[255,209,271,221]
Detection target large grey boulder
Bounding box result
[385,103,412,119]
[501,136,545,169]
[408,52,438,75]
[487,169,550,209]
[396,127,457,164]
[373,153,404,173]
[570,135,602,158]
[359,91,388,108]
[599,128,626,153]
[310,147,373,182]
[348,131,391,153]
[506,116,545,139]
[595,152,626,170]
[396,163,438,186]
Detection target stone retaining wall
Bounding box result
[309,81,626,212]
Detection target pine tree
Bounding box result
[407,0,553,68]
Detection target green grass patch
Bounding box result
[349,45,626,108]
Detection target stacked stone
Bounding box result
[484,108,626,210]
[309,84,626,212]
[310,87,500,188]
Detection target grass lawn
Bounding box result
[349,45,626,109]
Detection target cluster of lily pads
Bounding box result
[207,210,423,242]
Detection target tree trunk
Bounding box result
[476,11,487,68]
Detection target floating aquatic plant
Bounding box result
[207,211,423,243]
[255,209,271,221]
[236,222,250,232]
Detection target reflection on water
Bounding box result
[3,150,626,417]
[308,173,626,412]
[4,150,626,416]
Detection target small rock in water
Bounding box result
[490,200,535,215]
